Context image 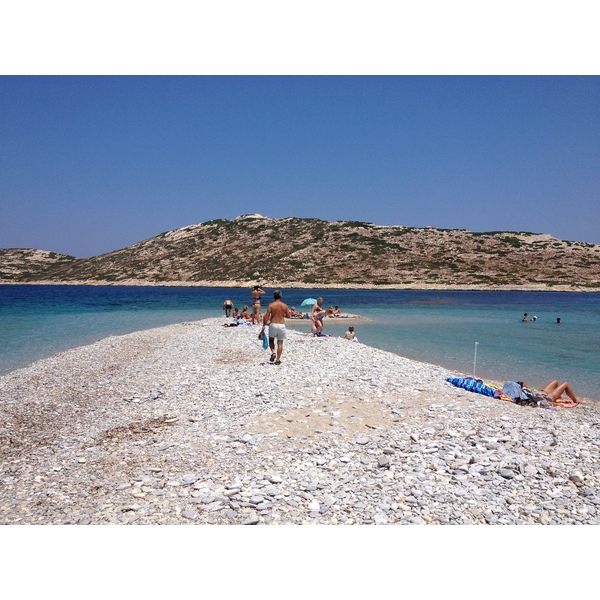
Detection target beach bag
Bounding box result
[514,395,539,407]
[520,387,553,408]
[262,333,269,350]
[258,330,264,341]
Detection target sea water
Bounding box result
[1,285,598,401]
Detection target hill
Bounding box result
[0,248,77,281]
[1,215,599,289]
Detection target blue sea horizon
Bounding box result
[1,285,599,402]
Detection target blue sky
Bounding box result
[1,75,598,257]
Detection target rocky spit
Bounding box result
[1,318,598,525]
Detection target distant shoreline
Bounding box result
[1,280,598,292]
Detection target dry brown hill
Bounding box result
[1,215,599,289]
[0,248,77,281]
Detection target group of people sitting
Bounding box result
[287,304,348,320]
[309,298,358,341]
[222,302,259,327]
[223,294,360,341]
[222,308,253,326]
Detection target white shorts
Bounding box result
[269,323,287,341]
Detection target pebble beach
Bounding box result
[1,317,598,526]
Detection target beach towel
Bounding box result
[446,377,500,398]
[262,334,269,350]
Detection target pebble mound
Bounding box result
[1,318,598,525]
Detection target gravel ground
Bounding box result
[1,317,598,525]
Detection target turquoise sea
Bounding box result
[1,285,599,401]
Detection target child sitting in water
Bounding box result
[343,325,357,341]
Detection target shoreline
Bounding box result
[1,280,598,292]
[0,286,596,401]
[1,318,598,525]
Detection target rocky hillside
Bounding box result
[1,215,599,289]
[0,248,77,281]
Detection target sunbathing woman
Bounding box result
[540,380,584,407]
[514,379,583,407]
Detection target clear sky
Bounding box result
[1,75,598,257]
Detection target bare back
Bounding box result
[252,287,265,301]
[266,300,290,324]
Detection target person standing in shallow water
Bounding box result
[251,285,266,324]
[223,299,233,318]
[261,289,290,365]
[312,297,327,335]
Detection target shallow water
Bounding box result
[1,285,598,400]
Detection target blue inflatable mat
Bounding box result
[446,377,499,398]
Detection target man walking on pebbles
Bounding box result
[261,289,291,365]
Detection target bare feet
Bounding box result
[553,398,583,408]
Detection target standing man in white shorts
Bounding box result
[261,289,291,365]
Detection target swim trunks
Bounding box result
[269,323,287,340]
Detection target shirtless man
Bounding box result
[261,289,291,365]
